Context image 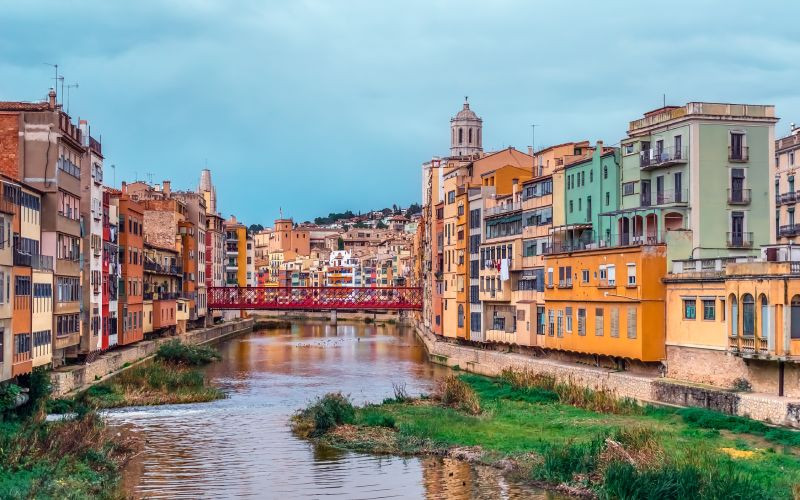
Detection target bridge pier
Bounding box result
[330,310,337,324]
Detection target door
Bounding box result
[640,180,651,207]
[731,211,745,246]
[656,176,664,204]
[674,135,682,159]
[674,172,683,202]
[731,133,744,160]
[586,196,592,223]
[792,296,800,339]
[731,168,744,203]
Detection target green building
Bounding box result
[552,144,620,251]
[601,102,778,265]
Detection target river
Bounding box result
[107,320,554,499]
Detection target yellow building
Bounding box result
[543,244,667,364]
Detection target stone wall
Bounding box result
[666,344,800,398]
[414,322,800,427]
[51,319,253,396]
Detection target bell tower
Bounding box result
[450,97,483,157]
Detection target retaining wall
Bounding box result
[413,322,800,428]
[50,319,254,396]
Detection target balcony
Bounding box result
[776,193,783,207]
[780,192,796,205]
[653,189,688,206]
[728,335,768,355]
[779,224,800,237]
[485,202,522,217]
[144,260,182,275]
[639,146,688,170]
[727,232,753,248]
[727,188,751,205]
[13,249,53,271]
[729,146,749,162]
[0,194,14,214]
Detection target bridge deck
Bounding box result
[208,286,423,311]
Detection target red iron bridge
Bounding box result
[208,286,423,311]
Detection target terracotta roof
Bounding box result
[0,101,51,112]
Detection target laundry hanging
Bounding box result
[500,258,510,281]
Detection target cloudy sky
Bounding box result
[2,0,798,224]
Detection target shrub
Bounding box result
[155,340,221,366]
[391,382,410,403]
[435,375,480,415]
[500,368,556,391]
[360,409,396,428]
[295,393,355,436]
[732,377,752,392]
[0,383,22,416]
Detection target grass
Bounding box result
[155,340,221,366]
[78,360,224,409]
[295,372,800,498]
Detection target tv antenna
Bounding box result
[43,63,59,103]
[65,83,79,114]
[146,172,154,184]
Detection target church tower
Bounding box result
[450,97,483,157]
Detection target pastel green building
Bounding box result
[552,144,620,251]
[601,103,777,265]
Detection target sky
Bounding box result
[2,0,799,225]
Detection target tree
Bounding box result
[354,221,368,228]
[337,237,344,250]
[405,203,422,217]
[376,221,388,229]
[248,223,264,233]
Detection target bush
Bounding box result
[500,368,556,391]
[435,375,480,415]
[155,340,221,366]
[0,383,22,417]
[295,393,355,436]
[732,377,752,392]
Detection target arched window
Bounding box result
[792,296,800,339]
[730,293,738,336]
[760,294,769,340]
[477,129,481,146]
[468,128,473,144]
[458,128,463,145]
[742,294,755,337]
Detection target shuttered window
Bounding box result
[578,309,586,336]
[595,308,604,336]
[627,307,637,339]
[610,307,619,338]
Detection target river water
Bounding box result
[108,321,553,499]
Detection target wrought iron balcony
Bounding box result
[779,224,800,237]
[654,189,688,205]
[727,231,753,248]
[780,192,797,204]
[727,188,751,205]
[639,146,688,169]
[728,146,749,162]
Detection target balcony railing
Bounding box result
[727,231,753,248]
[485,202,522,217]
[144,261,182,275]
[780,192,797,205]
[639,146,688,169]
[653,189,688,205]
[13,249,54,270]
[729,146,749,162]
[727,188,751,205]
[728,335,768,355]
[776,193,783,206]
[779,224,800,237]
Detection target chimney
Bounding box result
[121,181,127,193]
[596,140,604,152]
[163,180,171,196]
[48,88,56,110]
[528,146,533,156]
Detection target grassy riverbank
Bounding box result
[293,371,800,498]
[0,369,137,499]
[51,340,225,410]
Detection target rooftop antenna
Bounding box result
[65,82,79,114]
[146,172,154,184]
[43,63,59,103]
[663,93,666,108]
[110,164,116,189]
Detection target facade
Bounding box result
[104,190,120,348]
[79,120,104,355]
[143,242,180,336]
[0,179,14,381]
[116,192,144,346]
[450,98,483,157]
[776,125,800,241]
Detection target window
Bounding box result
[742,294,755,336]
[470,312,481,332]
[569,200,573,213]
[603,166,608,179]
[557,310,563,337]
[623,182,635,196]
[577,308,586,336]
[607,265,616,286]
[447,190,455,204]
[595,308,604,336]
[56,314,80,337]
[610,307,619,338]
[605,192,610,206]
[627,307,637,338]
[547,309,554,336]
[627,263,636,286]
[565,306,573,333]
[683,299,696,320]
[703,299,716,321]
[581,269,589,283]
[624,143,634,155]
[547,267,553,287]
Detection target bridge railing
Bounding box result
[207,286,423,311]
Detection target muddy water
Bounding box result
[108,321,554,499]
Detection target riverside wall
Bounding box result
[50,319,254,396]
[412,321,800,428]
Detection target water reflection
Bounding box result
[109,320,555,499]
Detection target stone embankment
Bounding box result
[413,322,800,428]
[51,319,254,396]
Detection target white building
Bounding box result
[80,120,104,353]
[325,250,359,287]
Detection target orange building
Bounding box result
[543,244,667,364]
[116,193,144,346]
